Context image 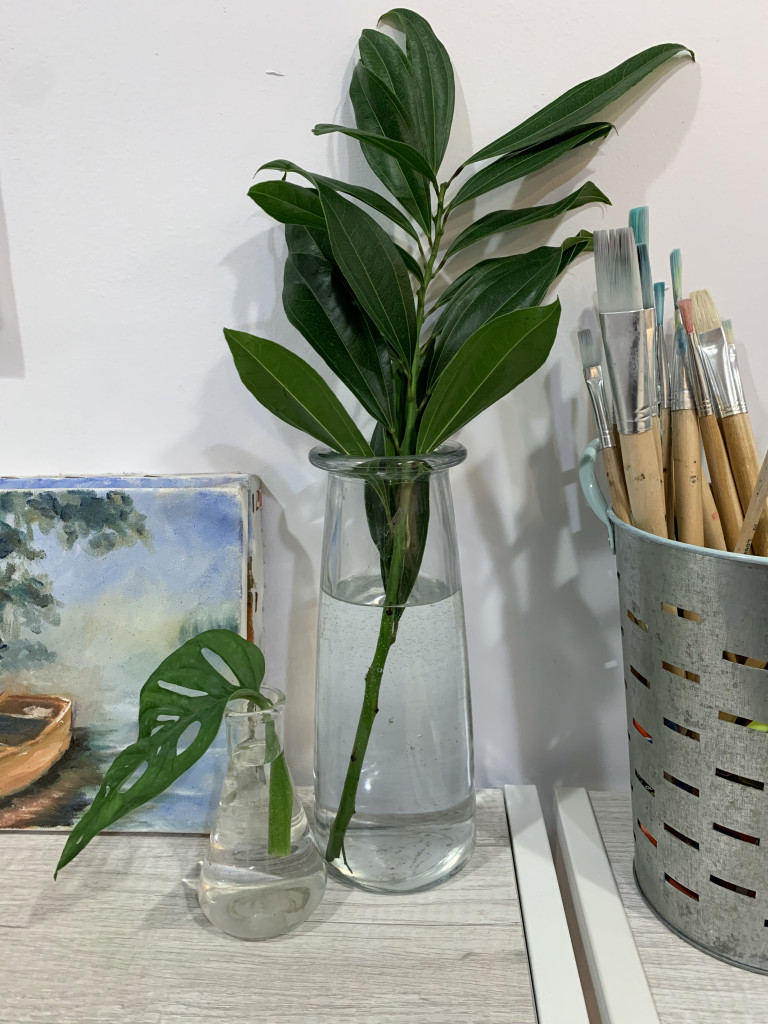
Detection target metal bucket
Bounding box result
[580,439,768,972]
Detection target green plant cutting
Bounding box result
[56,10,692,876]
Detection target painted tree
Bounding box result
[0,490,150,670]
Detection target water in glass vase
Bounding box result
[314,573,475,893]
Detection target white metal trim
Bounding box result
[554,787,659,1024]
[504,785,590,1024]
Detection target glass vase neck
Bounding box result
[308,441,466,481]
[224,687,285,760]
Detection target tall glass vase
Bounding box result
[310,442,475,894]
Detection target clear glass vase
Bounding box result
[310,442,475,894]
[198,689,326,939]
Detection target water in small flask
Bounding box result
[198,690,326,940]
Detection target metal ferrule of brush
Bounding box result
[687,334,715,417]
[655,324,670,410]
[643,309,659,416]
[728,345,747,409]
[599,310,654,434]
[583,367,614,449]
[698,326,748,417]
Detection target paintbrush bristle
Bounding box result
[594,228,643,313]
[675,323,687,358]
[722,318,735,346]
[670,249,683,308]
[578,328,601,370]
[653,282,665,326]
[691,289,722,334]
[629,207,649,247]
[637,243,654,309]
[678,297,694,335]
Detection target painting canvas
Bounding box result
[0,474,263,832]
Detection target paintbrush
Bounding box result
[578,328,632,525]
[691,290,768,556]
[654,281,674,531]
[678,298,744,549]
[701,475,727,550]
[595,228,667,537]
[722,319,747,410]
[735,447,768,555]
[670,249,683,329]
[671,325,704,546]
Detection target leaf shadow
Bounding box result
[462,361,625,799]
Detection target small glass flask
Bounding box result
[198,688,326,940]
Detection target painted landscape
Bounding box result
[0,475,262,832]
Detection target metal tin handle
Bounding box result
[579,439,616,552]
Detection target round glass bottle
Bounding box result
[198,689,326,939]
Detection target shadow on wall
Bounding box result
[0,172,24,378]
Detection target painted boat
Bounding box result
[0,693,72,798]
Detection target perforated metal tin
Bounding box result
[581,440,768,972]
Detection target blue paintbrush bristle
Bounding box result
[629,206,649,247]
[637,243,654,309]
[654,282,665,327]
[670,249,683,308]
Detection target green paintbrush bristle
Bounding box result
[654,282,665,327]
[629,206,649,247]
[578,328,601,370]
[670,249,683,309]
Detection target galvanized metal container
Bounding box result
[581,439,768,973]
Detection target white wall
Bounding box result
[1,0,765,793]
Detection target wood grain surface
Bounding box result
[590,791,768,1022]
[0,789,535,1024]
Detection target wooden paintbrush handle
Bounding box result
[601,445,631,525]
[619,430,668,537]
[672,409,704,546]
[721,412,768,556]
[701,477,727,550]
[660,408,674,537]
[734,446,768,555]
[699,413,743,549]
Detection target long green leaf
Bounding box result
[225,328,374,455]
[452,123,613,208]
[428,245,563,386]
[260,159,420,242]
[469,43,694,163]
[380,9,455,172]
[283,247,397,429]
[315,181,417,364]
[417,302,562,452]
[443,181,610,259]
[247,180,325,228]
[314,121,436,183]
[395,243,423,282]
[56,630,267,875]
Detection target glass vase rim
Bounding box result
[308,440,467,478]
[224,686,285,720]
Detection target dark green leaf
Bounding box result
[225,328,374,455]
[283,249,397,429]
[428,245,563,385]
[557,229,594,273]
[247,180,325,228]
[260,159,420,242]
[380,9,455,172]
[283,222,333,262]
[56,630,267,875]
[314,121,435,183]
[395,243,423,282]
[443,181,610,259]
[417,302,562,452]
[315,181,417,364]
[452,123,613,208]
[364,424,430,607]
[469,43,694,162]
